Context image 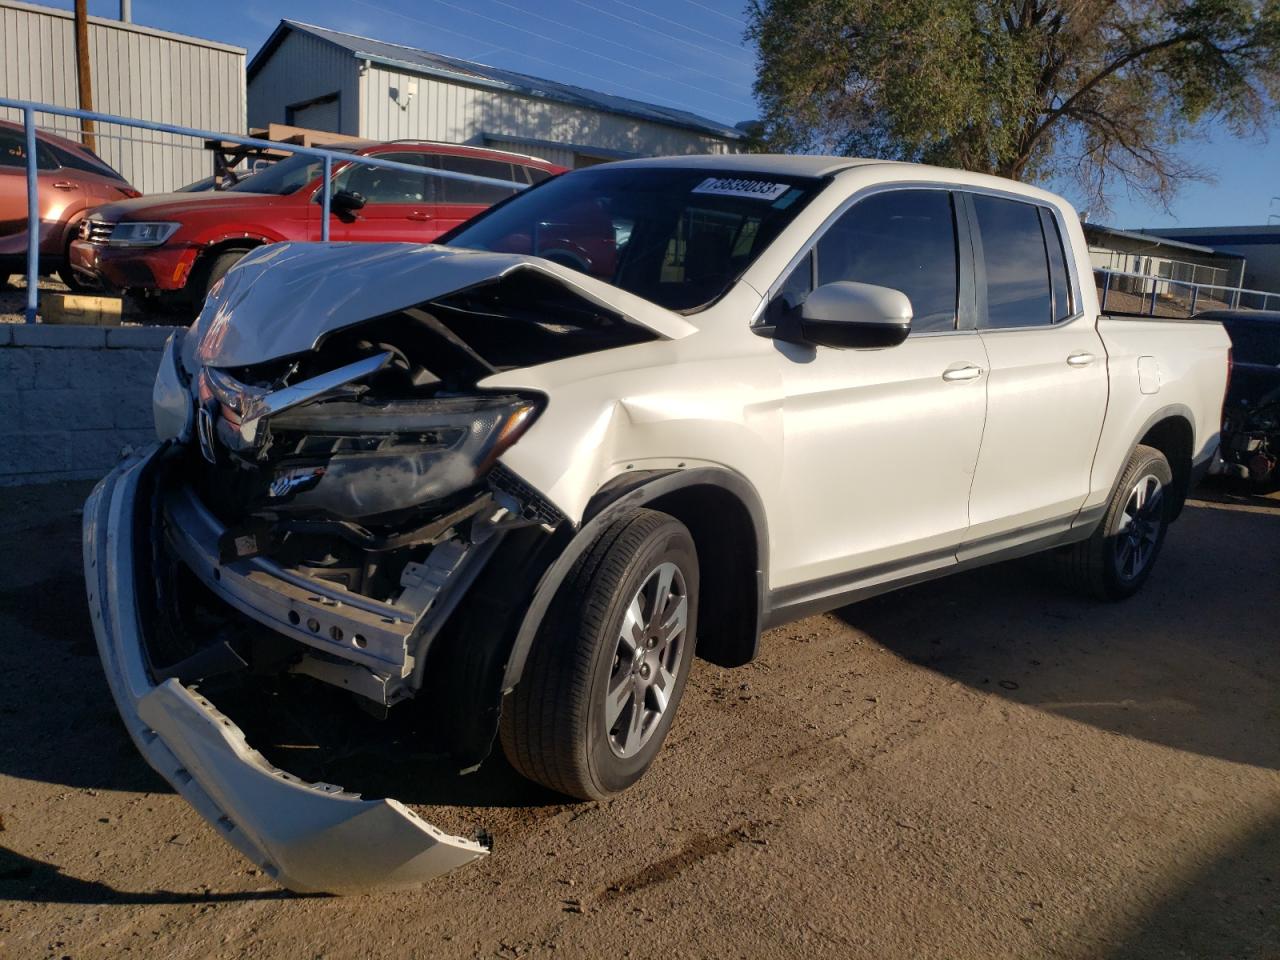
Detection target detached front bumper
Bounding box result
[83,445,489,894]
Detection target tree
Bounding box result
[747,0,1280,209]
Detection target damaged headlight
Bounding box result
[251,393,541,522]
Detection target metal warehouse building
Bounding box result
[1143,225,1280,294]
[0,0,245,193]
[247,20,744,168]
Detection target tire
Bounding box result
[127,291,186,325]
[1058,444,1174,601]
[58,232,93,292]
[500,508,699,800]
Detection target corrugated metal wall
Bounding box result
[359,67,736,163]
[246,29,359,137]
[0,0,244,194]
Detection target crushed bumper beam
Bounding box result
[83,445,489,894]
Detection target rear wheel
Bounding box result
[500,509,699,800]
[1058,444,1173,600]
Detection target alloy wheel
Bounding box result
[1114,473,1164,581]
[604,561,688,758]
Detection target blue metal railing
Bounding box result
[1,97,530,323]
[1095,267,1280,317]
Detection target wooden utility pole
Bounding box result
[74,0,96,150]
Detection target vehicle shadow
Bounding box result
[206,674,569,810]
[0,845,300,905]
[832,494,1280,771]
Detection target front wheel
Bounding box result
[500,509,699,800]
[1058,444,1173,601]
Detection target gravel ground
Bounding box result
[0,478,1276,960]
[0,275,72,324]
[0,276,187,325]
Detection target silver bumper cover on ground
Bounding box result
[83,445,489,894]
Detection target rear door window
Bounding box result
[0,130,57,170]
[972,194,1055,328]
[336,152,431,203]
[435,155,522,205]
[814,189,960,333]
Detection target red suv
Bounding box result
[0,120,140,289]
[70,141,564,315]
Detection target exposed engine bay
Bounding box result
[150,260,660,721]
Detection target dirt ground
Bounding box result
[0,478,1276,960]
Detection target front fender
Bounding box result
[499,465,769,691]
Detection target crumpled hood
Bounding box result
[194,242,697,368]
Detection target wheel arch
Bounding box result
[417,466,768,771]
[1124,405,1197,521]
[501,467,769,691]
[196,234,273,263]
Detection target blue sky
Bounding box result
[56,0,1280,229]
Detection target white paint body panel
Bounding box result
[489,158,1230,594]
[960,321,1109,556]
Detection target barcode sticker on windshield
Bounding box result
[691,177,791,201]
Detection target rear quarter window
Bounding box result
[49,143,119,178]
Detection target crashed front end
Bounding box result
[84,242,665,893]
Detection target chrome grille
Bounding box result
[80,219,114,243]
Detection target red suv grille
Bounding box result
[80,219,114,243]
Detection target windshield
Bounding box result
[227,150,353,196]
[442,167,825,312]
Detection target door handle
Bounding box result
[52,180,77,190]
[1066,352,1096,367]
[407,210,433,221]
[942,363,983,382]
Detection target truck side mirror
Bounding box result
[796,281,912,349]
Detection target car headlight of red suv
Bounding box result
[108,221,181,247]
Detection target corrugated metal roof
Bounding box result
[1083,223,1245,258]
[248,19,745,142]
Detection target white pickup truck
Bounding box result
[85,155,1231,893]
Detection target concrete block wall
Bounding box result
[0,324,180,486]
